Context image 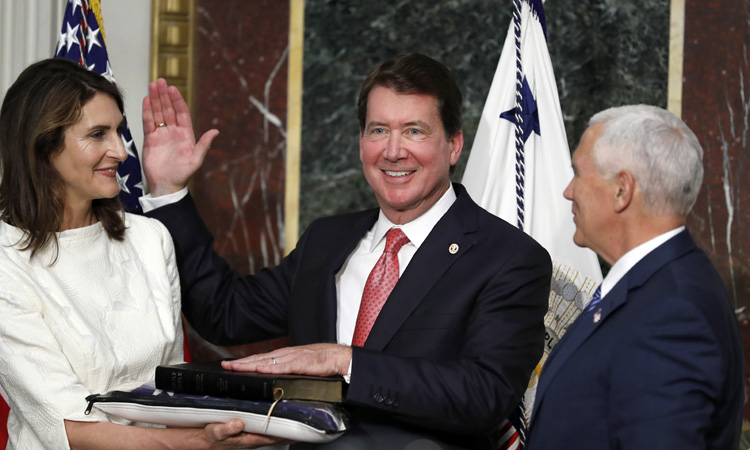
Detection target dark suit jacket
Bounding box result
[147,183,552,449]
[526,229,743,450]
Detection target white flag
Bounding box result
[462,0,603,428]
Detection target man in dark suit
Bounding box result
[525,105,743,450]
[140,53,551,449]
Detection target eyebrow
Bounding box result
[404,120,432,132]
[365,120,432,132]
[365,121,389,130]
[84,119,125,137]
[86,124,113,132]
[95,116,126,129]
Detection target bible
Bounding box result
[155,361,344,403]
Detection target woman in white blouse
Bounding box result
[0,59,278,449]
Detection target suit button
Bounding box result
[384,396,393,405]
[373,393,384,403]
[392,399,399,408]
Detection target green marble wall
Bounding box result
[300,0,669,231]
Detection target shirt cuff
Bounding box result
[343,358,352,384]
[139,188,189,213]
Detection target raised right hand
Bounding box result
[141,78,219,197]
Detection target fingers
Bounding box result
[168,84,192,129]
[145,78,178,129]
[144,78,202,136]
[221,349,295,374]
[195,129,221,159]
[207,419,244,440]
[221,344,352,377]
[224,347,298,367]
[205,420,284,447]
[142,95,155,134]
[157,78,177,126]
[221,356,274,373]
[147,80,166,128]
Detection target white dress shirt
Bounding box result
[600,226,685,298]
[335,186,457,345]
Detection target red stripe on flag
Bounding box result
[497,418,520,450]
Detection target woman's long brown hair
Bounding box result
[0,58,127,261]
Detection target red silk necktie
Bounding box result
[351,228,410,347]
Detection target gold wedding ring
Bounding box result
[156,122,167,128]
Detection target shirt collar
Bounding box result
[601,226,685,297]
[369,184,457,252]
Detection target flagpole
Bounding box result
[512,0,526,230]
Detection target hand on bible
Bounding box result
[222,343,352,378]
[141,78,219,197]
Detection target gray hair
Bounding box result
[589,104,703,216]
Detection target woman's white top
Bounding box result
[0,214,184,449]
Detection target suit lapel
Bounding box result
[364,185,479,350]
[531,229,698,419]
[531,280,629,418]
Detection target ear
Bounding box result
[613,170,636,213]
[449,130,463,165]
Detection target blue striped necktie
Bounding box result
[585,285,602,313]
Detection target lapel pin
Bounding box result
[593,308,602,324]
[449,243,459,254]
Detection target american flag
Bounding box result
[54,0,144,211]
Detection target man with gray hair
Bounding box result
[525,104,743,450]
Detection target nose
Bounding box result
[563,178,574,200]
[383,133,406,161]
[109,134,128,162]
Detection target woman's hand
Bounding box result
[202,419,291,449]
[65,419,292,449]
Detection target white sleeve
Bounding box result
[0,278,108,450]
[138,187,189,213]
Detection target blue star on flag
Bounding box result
[500,76,540,143]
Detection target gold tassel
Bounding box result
[88,0,107,47]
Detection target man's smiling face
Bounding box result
[359,86,462,224]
